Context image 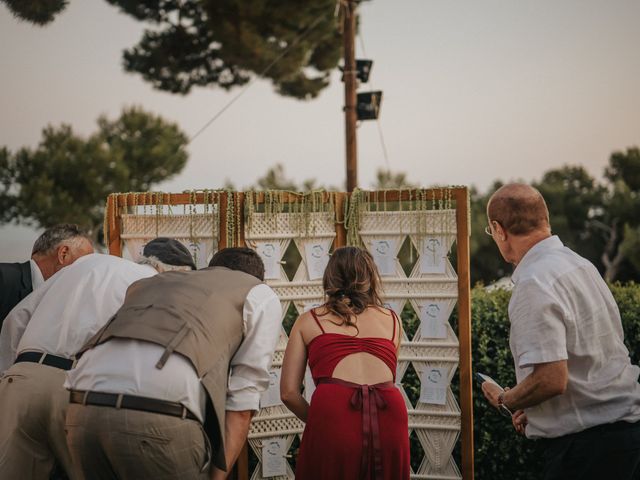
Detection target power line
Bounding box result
[357,31,391,171]
[358,31,368,57]
[375,115,390,170]
[189,12,332,145]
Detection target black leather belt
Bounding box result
[69,390,198,421]
[15,351,74,370]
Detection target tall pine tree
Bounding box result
[1,0,345,99]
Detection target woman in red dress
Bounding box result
[281,246,410,480]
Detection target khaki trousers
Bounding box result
[0,362,76,479]
[65,403,211,480]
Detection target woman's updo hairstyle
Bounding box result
[320,246,384,329]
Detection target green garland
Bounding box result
[103,187,470,253]
[244,190,336,239]
[103,189,228,253]
[343,187,465,246]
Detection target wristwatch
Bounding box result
[497,391,513,417]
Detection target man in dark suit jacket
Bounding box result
[1,224,92,480]
[0,261,32,324]
[0,224,93,333]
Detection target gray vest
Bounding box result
[81,266,261,471]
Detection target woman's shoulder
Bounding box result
[363,306,398,337]
[367,305,395,319]
[295,306,335,342]
[295,309,314,326]
[293,308,322,333]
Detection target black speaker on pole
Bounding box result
[356,91,382,120]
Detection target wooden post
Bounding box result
[343,0,358,192]
[235,443,249,480]
[106,194,122,256]
[218,191,229,250]
[235,190,249,480]
[335,192,347,247]
[236,192,246,248]
[455,187,474,480]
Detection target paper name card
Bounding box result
[395,363,406,386]
[370,239,397,276]
[419,237,447,274]
[383,301,404,318]
[179,240,212,269]
[303,302,323,313]
[124,238,146,262]
[420,302,448,339]
[304,366,316,402]
[256,242,282,280]
[260,369,283,408]
[262,437,287,477]
[420,367,449,405]
[304,241,330,280]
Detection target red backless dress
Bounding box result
[294,309,410,480]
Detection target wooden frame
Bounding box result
[105,188,473,480]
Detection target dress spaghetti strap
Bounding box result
[309,308,326,334]
[389,309,399,342]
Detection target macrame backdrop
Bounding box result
[105,191,230,269]
[104,188,473,480]
[244,191,337,479]
[347,190,462,480]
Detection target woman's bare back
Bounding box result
[301,306,400,385]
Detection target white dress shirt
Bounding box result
[65,283,282,422]
[509,236,640,438]
[0,254,157,373]
[29,259,44,291]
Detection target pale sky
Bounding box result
[1,0,639,261]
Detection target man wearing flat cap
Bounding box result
[0,238,195,480]
[139,236,197,271]
[65,247,282,480]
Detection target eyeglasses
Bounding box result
[485,221,502,237]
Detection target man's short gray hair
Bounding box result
[138,255,193,273]
[32,224,91,256]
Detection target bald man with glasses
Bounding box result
[480,183,640,480]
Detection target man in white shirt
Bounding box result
[65,247,282,480]
[0,238,195,480]
[0,223,93,330]
[481,183,640,480]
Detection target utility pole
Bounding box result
[343,0,358,192]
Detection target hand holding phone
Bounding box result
[475,372,502,389]
[476,372,513,417]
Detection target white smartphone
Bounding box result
[476,372,503,390]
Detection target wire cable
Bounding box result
[189,12,332,144]
[357,31,391,170]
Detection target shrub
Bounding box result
[458,282,640,479]
[274,282,640,478]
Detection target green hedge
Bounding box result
[276,283,640,477]
[463,282,640,479]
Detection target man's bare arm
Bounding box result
[211,410,254,480]
[482,360,568,411]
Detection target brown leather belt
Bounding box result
[69,390,198,421]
